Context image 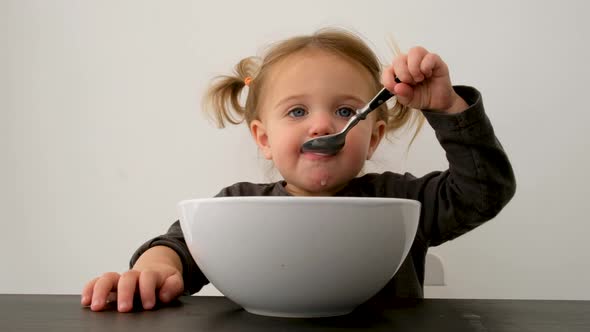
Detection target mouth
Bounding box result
[300,151,337,160]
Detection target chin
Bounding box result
[283,171,353,196]
[305,179,349,196]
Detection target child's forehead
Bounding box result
[269,48,369,76]
[256,50,376,113]
[263,49,375,92]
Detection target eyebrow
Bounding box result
[274,94,366,108]
[275,95,307,108]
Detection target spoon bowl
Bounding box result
[301,85,397,155]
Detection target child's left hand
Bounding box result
[382,46,468,114]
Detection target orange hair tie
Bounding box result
[244,77,253,86]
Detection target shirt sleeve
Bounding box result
[129,220,208,295]
[403,85,516,247]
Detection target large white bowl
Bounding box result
[178,196,420,318]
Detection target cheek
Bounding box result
[275,126,300,144]
[268,128,300,156]
[347,126,373,150]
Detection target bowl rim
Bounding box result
[178,196,421,208]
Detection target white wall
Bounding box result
[2,0,589,300]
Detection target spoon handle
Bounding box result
[357,77,400,120]
[368,88,395,112]
[356,87,395,120]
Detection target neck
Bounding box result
[284,182,347,197]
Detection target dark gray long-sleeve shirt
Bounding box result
[130,86,516,299]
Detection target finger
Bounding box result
[407,46,428,82]
[381,66,399,92]
[116,270,140,312]
[393,83,415,106]
[158,273,184,304]
[138,271,160,310]
[420,52,444,79]
[81,277,99,306]
[90,272,120,311]
[392,54,415,85]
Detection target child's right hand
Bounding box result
[81,246,185,312]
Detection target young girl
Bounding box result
[82,28,516,312]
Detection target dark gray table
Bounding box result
[1,294,588,331]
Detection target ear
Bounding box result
[367,120,385,159]
[250,120,273,160]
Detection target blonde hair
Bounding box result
[203,27,423,140]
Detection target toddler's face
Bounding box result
[250,49,385,196]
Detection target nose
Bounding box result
[308,111,337,137]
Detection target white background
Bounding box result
[2,0,589,299]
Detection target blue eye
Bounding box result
[336,107,355,118]
[288,107,307,118]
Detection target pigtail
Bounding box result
[384,103,425,147]
[203,56,260,128]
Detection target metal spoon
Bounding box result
[301,84,397,155]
